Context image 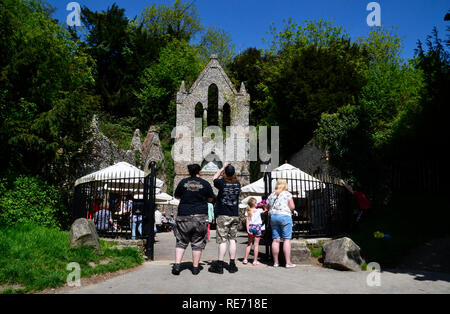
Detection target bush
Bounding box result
[0,175,65,229]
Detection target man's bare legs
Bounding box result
[218,240,237,261]
[218,242,227,261]
[229,239,237,260]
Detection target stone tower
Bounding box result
[173,54,250,192]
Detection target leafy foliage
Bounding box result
[135,39,203,130]
[0,0,98,180]
[138,0,201,43]
[0,176,65,229]
[258,20,368,158]
[197,26,236,68]
[77,4,158,117]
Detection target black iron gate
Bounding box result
[261,170,351,261]
[72,161,157,260]
[143,161,157,260]
[263,171,351,237]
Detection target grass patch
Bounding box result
[309,246,323,259]
[348,192,448,269]
[0,224,143,293]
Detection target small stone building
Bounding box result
[173,55,250,192]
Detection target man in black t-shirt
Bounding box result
[208,162,241,275]
[172,164,215,276]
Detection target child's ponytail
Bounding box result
[247,198,257,218]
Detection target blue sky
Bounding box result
[48,0,449,60]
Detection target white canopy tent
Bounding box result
[74,162,172,202]
[74,162,164,188]
[241,163,323,198]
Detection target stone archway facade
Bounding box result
[173,54,250,192]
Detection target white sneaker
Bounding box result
[286,264,296,268]
[273,264,279,267]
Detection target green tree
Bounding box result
[228,48,268,126]
[0,0,98,182]
[315,27,426,195]
[197,26,236,68]
[412,27,449,158]
[138,0,201,42]
[260,19,368,158]
[134,39,203,131]
[79,4,159,117]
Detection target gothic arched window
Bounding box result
[222,103,231,128]
[195,102,205,134]
[207,84,219,127]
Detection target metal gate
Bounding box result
[143,161,157,260]
[262,171,351,237]
[72,161,157,260]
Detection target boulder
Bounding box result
[322,237,364,271]
[69,218,101,254]
[130,129,142,154]
[275,240,312,265]
[290,241,312,264]
[142,126,164,171]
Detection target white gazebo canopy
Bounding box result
[241,163,323,198]
[74,162,164,188]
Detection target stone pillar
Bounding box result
[218,108,223,130]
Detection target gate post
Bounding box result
[263,171,272,262]
[143,161,157,260]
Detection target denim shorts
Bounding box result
[270,214,293,239]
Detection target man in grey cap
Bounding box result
[209,162,241,274]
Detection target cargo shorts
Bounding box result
[216,215,240,244]
[174,214,209,251]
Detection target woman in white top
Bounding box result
[265,179,296,268]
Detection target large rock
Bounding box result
[274,240,312,265]
[79,115,147,177]
[142,126,164,170]
[322,237,364,271]
[290,241,312,264]
[69,218,101,254]
[130,129,143,154]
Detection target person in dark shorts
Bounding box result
[172,164,215,275]
[209,162,241,274]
